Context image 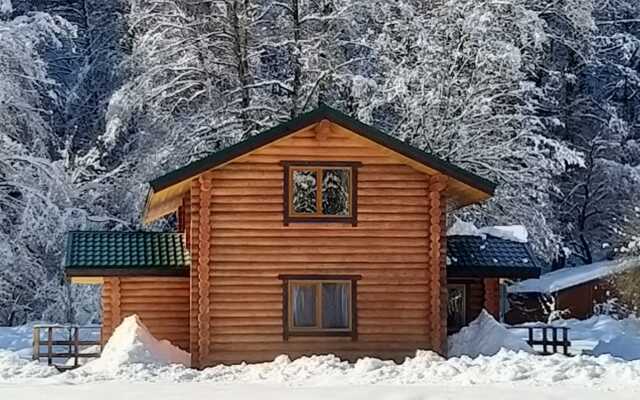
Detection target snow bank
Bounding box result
[593,335,640,361]
[448,310,534,358]
[55,349,640,386]
[447,220,528,243]
[81,315,190,373]
[0,350,57,382]
[508,257,640,294]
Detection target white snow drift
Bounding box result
[446,219,529,243]
[80,314,190,373]
[448,310,534,357]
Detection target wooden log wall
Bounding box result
[483,278,500,319]
[101,277,190,351]
[190,126,447,366]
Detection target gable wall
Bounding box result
[189,127,448,366]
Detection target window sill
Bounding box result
[283,216,357,226]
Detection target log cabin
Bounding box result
[65,104,540,367]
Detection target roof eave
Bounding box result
[65,267,189,278]
[448,266,541,279]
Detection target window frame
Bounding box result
[447,283,467,333]
[279,274,361,340]
[281,161,361,226]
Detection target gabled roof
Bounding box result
[447,234,540,279]
[508,257,640,294]
[64,231,189,277]
[144,104,496,222]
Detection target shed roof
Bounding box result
[447,234,540,279]
[143,104,497,222]
[64,231,189,277]
[508,257,640,294]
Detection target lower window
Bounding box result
[279,275,360,339]
[447,284,467,333]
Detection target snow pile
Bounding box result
[593,335,640,361]
[508,257,640,294]
[0,350,57,382]
[81,315,190,373]
[447,220,528,243]
[448,310,534,358]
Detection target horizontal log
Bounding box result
[116,289,188,297]
[210,310,282,318]
[210,262,428,270]
[211,254,429,263]
[210,237,428,247]
[209,317,281,327]
[121,297,190,305]
[210,246,428,255]
[209,270,428,279]
[210,220,430,230]
[205,340,429,353]
[119,311,189,319]
[255,146,384,157]
[211,302,282,311]
[211,229,428,238]
[212,179,283,188]
[238,155,398,164]
[210,212,428,223]
[211,203,282,212]
[210,187,283,196]
[359,197,428,206]
[120,303,189,311]
[270,138,367,148]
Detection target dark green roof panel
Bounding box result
[65,231,190,275]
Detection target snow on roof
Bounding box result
[508,257,640,294]
[447,219,528,243]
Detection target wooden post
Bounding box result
[428,175,447,354]
[563,328,569,356]
[528,327,533,346]
[47,327,53,366]
[552,328,558,354]
[197,175,212,366]
[111,278,121,327]
[542,327,548,354]
[74,327,80,368]
[32,327,40,361]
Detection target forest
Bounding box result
[1,0,640,325]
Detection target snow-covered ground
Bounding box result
[1,313,640,399]
[509,314,640,355]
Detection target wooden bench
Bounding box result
[32,325,102,370]
[508,325,571,355]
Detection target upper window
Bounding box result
[279,275,360,340]
[282,161,361,225]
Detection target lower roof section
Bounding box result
[65,231,540,281]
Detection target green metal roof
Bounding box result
[64,231,189,277]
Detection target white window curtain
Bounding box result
[292,285,316,327]
[321,283,349,328]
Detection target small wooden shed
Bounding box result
[506,257,640,324]
[65,105,539,367]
